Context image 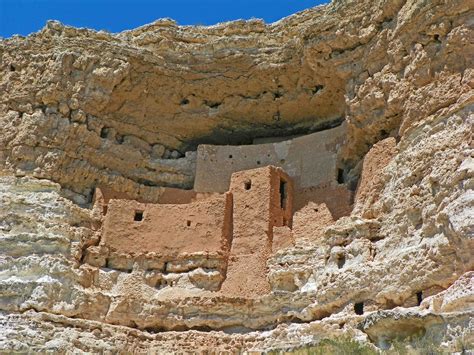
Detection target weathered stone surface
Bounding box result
[0,0,473,352]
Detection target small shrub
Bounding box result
[269,336,378,355]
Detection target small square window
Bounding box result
[134,210,144,221]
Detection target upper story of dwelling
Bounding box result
[194,123,346,193]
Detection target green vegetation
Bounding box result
[269,333,473,355]
[269,336,378,355]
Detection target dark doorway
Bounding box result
[280,180,287,209]
[337,168,344,184]
[354,302,364,315]
[416,291,423,306]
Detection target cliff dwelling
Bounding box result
[1,0,473,351]
[84,124,353,297]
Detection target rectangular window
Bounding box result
[280,180,287,209]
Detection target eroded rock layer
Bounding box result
[0,0,473,352]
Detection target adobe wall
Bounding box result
[294,183,353,221]
[94,185,198,208]
[272,226,294,254]
[194,123,346,193]
[227,166,293,254]
[101,193,232,256]
[292,201,334,242]
[220,166,293,297]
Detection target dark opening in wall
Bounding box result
[205,100,221,109]
[337,254,346,269]
[434,34,441,42]
[244,180,252,190]
[134,210,144,221]
[180,98,189,105]
[9,64,15,72]
[280,180,287,209]
[100,127,108,138]
[354,302,364,315]
[311,85,324,94]
[416,291,423,306]
[228,154,233,159]
[186,220,191,227]
[273,86,284,99]
[273,111,281,121]
[257,160,261,165]
[337,168,345,184]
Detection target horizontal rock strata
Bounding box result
[0,0,473,352]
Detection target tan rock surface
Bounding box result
[0,0,473,352]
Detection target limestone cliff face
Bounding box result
[0,0,473,353]
[2,0,469,201]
